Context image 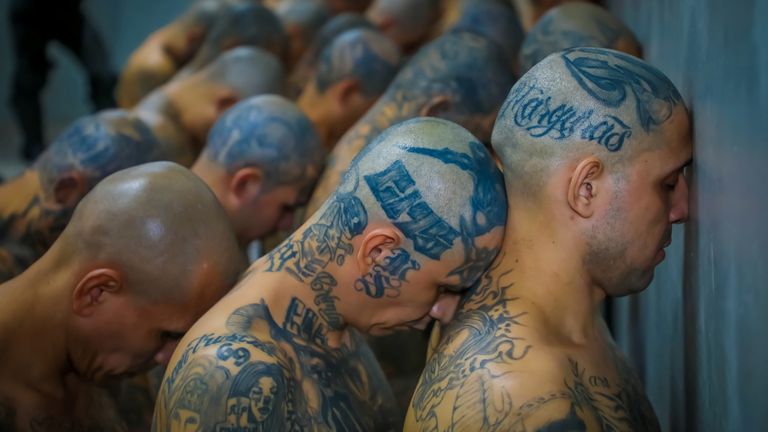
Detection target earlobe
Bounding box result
[356,227,403,274]
[53,173,86,207]
[420,96,452,118]
[567,157,603,218]
[72,269,122,317]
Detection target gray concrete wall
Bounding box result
[606,0,768,430]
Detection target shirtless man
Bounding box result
[304,29,513,217]
[406,47,691,431]
[0,162,246,431]
[134,46,285,166]
[0,47,283,282]
[192,94,326,246]
[287,13,374,97]
[153,117,507,431]
[366,0,440,53]
[274,0,331,69]
[297,27,402,150]
[449,0,524,72]
[519,2,641,74]
[0,111,164,283]
[117,0,286,108]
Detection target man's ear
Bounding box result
[214,88,240,116]
[331,78,363,108]
[420,95,452,118]
[229,167,264,205]
[356,227,403,274]
[567,157,604,218]
[53,173,86,207]
[72,269,122,317]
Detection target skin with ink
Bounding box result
[193,94,326,245]
[0,111,164,282]
[275,0,331,68]
[406,48,691,432]
[297,27,402,151]
[288,13,375,97]
[0,162,246,432]
[0,47,282,282]
[153,118,507,430]
[117,0,287,108]
[519,2,642,74]
[304,30,514,218]
[366,0,440,53]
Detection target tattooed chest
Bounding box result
[564,357,660,432]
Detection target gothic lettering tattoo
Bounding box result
[365,161,460,260]
[154,301,399,432]
[355,247,421,299]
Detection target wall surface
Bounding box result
[606,1,768,431]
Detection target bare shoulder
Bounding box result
[154,304,299,432]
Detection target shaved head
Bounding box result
[366,0,439,50]
[493,47,685,196]
[193,46,285,97]
[315,28,402,97]
[204,94,325,190]
[182,3,289,73]
[310,117,506,290]
[519,3,640,74]
[35,110,165,200]
[451,0,524,72]
[60,162,245,302]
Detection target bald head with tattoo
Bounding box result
[193,94,326,245]
[0,162,246,432]
[304,29,514,217]
[288,12,375,97]
[134,46,285,166]
[450,0,525,73]
[366,0,440,53]
[175,2,289,78]
[117,0,268,108]
[0,111,166,283]
[519,2,641,74]
[298,27,402,150]
[407,48,691,432]
[0,47,282,283]
[275,0,331,68]
[153,117,507,431]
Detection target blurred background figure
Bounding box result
[366,0,440,53]
[9,0,116,161]
[519,2,641,74]
[275,0,331,69]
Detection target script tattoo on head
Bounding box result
[154,301,399,432]
[500,81,633,152]
[265,171,368,328]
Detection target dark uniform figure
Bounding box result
[9,0,116,160]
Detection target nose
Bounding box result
[429,293,462,326]
[154,339,181,366]
[670,173,689,224]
